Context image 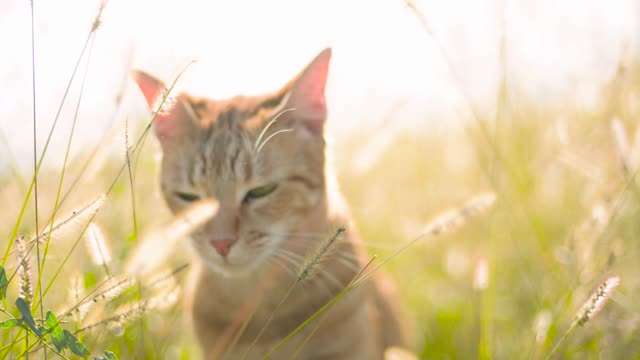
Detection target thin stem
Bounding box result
[3,29,94,266]
[241,280,298,360]
[29,1,44,358]
[263,256,376,359]
[545,321,577,360]
[289,256,377,359]
[125,117,139,239]
[36,35,97,320]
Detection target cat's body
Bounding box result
[134,49,408,359]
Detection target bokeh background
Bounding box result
[1,0,639,358]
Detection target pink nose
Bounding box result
[209,239,235,257]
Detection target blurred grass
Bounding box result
[1,15,640,360]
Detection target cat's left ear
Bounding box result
[132,70,197,148]
[133,70,166,109]
[283,48,332,135]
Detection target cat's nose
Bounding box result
[209,239,235,258]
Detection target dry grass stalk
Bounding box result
[62,276,135,320]
[81,301,149,333]
[81,282,179,333]
[33,194,106,245]
[85,222,112,266]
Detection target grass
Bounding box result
[0,0,639,358]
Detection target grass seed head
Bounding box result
[297,227,346,282]
[576,275,620,326]
[15,235,33,305]
[85,222,112,266]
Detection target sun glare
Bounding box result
[0,0,638,172]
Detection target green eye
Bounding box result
[176,192,200,202]
[244,184,278,202]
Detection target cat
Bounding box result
[133,48,409,359]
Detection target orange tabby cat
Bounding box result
[133,48,408,359]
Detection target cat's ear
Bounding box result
[283,48,332,135]
[132,70,196,147]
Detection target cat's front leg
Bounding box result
[298,297,383,360]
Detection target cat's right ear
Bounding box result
[281,48,332,135]
[132,70,195,147]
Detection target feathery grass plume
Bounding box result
[32,194,106,246]
[576,275,620,326]
[545,276,621,360]
[82,283,179,334]
[146,284,181,311]
[422,192,496,237]
[85,222,112,267]
[611,117,631,174]
[143,270,179,294]
[533,310,552,344]
[81,300,149,333]
[124,199,219,276]
[297,227,346,282]
[15,236,33,305]
[90,0,107,33]
[62,276,135,320]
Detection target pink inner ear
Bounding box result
[133,70,166,109]
[133,70,186,143]
[289,48,332,133]
[297,58,329,111]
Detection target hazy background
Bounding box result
[1,0,638,174]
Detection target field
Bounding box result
[1,1,640,359]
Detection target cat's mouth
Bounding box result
[190,237,269,276]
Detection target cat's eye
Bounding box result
[175,192,200,202]
[244,184,278,202]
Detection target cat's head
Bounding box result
[133,49,332,277]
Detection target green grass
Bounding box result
[2,88,640,358]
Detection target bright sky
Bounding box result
[0,0,638,174]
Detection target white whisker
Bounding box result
[271,250,338,299]
[334,257,360,273]
[278,248,305,262]
[316,269,344,290]
[281,247,359,273]
[256,129,294,154]
[268,254,297,279]
[275,232,398,250]
[253,108,296,154]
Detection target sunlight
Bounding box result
[0,0,637,173]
